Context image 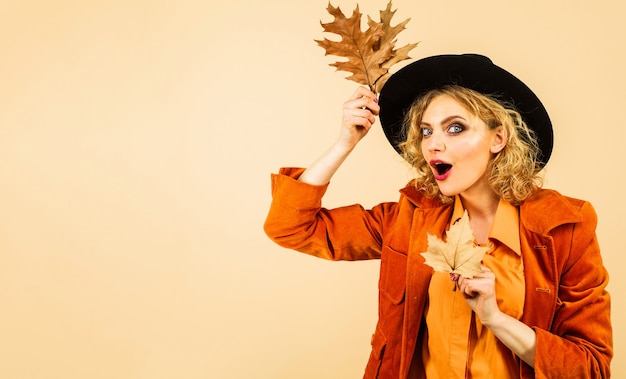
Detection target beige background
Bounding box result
[0,0,623,378]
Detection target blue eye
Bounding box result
[421,127,433,137]
[448,123,464,134]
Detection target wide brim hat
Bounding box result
[378,54,553,167]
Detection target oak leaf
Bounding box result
[420,211,489,279]
[315,1,419,93]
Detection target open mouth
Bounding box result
[432,162,452,176]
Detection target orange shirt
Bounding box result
[421,196,525,378]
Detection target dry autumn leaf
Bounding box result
[315,1,418,93]
[420,211,490,279]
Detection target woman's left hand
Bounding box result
[456,266,503,327]
[455,266,537,366]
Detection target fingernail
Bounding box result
[373,97,379,103]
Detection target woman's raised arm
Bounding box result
[297,86,379,186]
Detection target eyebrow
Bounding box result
[420,115,467,127]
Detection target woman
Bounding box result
[264,54,612,378]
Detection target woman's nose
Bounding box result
[425,131,445,152]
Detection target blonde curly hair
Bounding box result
[398,85,543,206]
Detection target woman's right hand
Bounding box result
[297,87,380,186]
[337,86,380,151]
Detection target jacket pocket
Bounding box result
[379,245,407,304]
[363,330,386,379]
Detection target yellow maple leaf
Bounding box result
[420,211,489,279]
[315,1,418,94]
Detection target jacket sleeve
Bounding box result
[532,201,612,378]
[263,167,395,261]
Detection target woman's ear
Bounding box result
[490,125,507,154]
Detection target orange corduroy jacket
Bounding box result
[264,168,613,379]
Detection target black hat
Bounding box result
[378,54,553,166]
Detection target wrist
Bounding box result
[331,139,357,156]
[481,309,508,329]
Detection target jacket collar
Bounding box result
[399,182,445,209]
[399,183,582,235]
[519,189,583,234]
